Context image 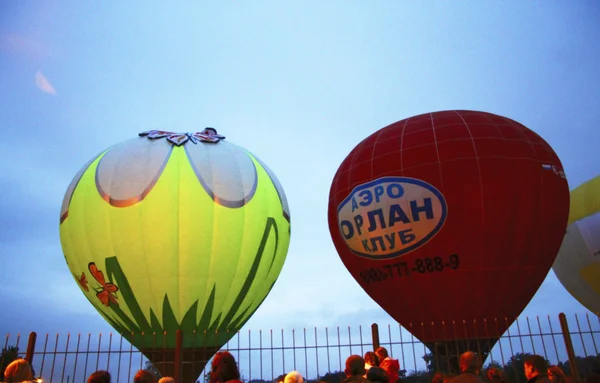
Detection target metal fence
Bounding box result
[2,313,599,383]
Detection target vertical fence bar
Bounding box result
[116,334,123,383]
[388,324,393,358]
[547,315,560,363]
[348,326,353,356]
[38,333,50,380]
[494,318,506,365]
[174,329,182,383]
[326,327,331,373]
[249,329,252,381]
[237,330,241,369]
[337,326,342,371]
[270,330,274,381]
[359,326,364,357]
[292,328,297,372]
[371,324,380,351]
[259,330,263,381]
[536,316,548,359]
[410,324,417,373]
[61,333,71,383]
[49,334,60,383]
[526,316,537,355]
[127,333,134,383]
[574,314,589,357]
[96,333,102,372]
[72,333,81,383]
[303,328,308,378]
[83,334,91,382]
[505,318,520,383]
[574,314,592,374]
[398,324,406,373]
[281,329,285,375]
[107,333,112,371]
[559,313,582,383]
[315,327,320,379]
[585,314,599,355]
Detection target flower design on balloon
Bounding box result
[60,127,290,223]
[88,262,119,307]
[74,271,89,292]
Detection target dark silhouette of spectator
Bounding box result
[365,352,379,373]
[134,370,158,383]
[432,372,446,383]
[88,370,111,383]
[487,368,507,383]
[585,373,600,383]
[133,370,158,383]
[444,374,457,383]
[367,367,389,383]
[450,351,486,383]
[548,366,566,383]
[344,355,370,383]
[524,355,551,383]
[209,351,243,383]
[375,347,399,383]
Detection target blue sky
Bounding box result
[1,0,600,358]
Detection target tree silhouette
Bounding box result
[0,346,19,381]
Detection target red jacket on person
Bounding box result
[379,357,400,383]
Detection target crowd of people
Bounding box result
[1,347,598,383]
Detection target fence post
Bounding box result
[559,313,582,383]
[174,330,182,383]
[371,323,380,351]
[25,332,37,363]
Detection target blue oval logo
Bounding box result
[337,177,448,260]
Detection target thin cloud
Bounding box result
[35,71,57,95]
[0,33,47,58]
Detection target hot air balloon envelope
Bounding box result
[553,176,600,315]
[328,110,569,356]
[60,129,291,380]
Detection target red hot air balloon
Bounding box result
[328,110,569,360]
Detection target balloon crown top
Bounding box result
[138,128,226,146]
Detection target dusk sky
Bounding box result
[1,0,600,378]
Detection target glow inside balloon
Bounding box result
[59,129,291,351]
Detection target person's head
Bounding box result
[210,351,240,383]
[548,366,566,383]
[375,347,389,361]
[345,355,366,377]
[585,373,600,383]
[275,374,287,383]
[364,352,378,367]
[134,369,158,383]
[4,358,33,383]
[203,127,218,135]
[88,370,111,383]
[284,371,304,383]
[524,355,548,380]
[432,372,446,383]
[367,367,389,383]
[459,351,482,374]
[158,377,175,383]
[487,368,506,383]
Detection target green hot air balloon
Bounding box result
[59,129,291,380]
